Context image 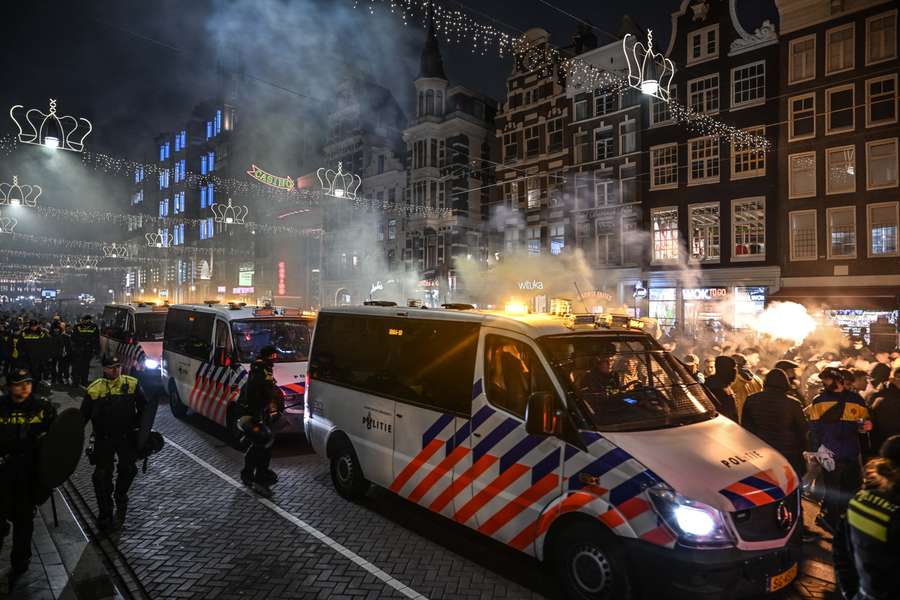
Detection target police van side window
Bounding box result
[310,314,478,415]
[184,312,214,360]
[484,335,554,419]
[163,309,190,354]
[102,308,128,341]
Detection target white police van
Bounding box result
[163,302,314,442]
[305,304,801,599]
[100,302,168,395]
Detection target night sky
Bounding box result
[2,0,777,160]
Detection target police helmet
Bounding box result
[7,368,33,385]
[259,345,278,359]
[101,355,122,368]
[819,366,842,382]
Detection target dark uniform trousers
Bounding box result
[0,395,55,568]
[81,375,144,520]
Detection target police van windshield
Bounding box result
[134,313,166,341]
[539,335,716,432]
[231,319,311,363]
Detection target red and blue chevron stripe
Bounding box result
[719,468,796,511]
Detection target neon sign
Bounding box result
[246,164,295,191]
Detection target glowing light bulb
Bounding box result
[44,136,59,149]
[641,79,659,96]
[10,198,21,207]
[334,188,345,198]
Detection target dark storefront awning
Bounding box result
[769,286,900,311]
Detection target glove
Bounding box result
[815,445,836,472]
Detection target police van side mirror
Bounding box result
[525,391,563,437]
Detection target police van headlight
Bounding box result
[143,358,159,370]
[648,484,734,547]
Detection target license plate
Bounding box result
[767,562,798,592]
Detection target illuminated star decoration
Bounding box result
[317,161,362,200]
[210,197,249,225]
[0,175,42,208]
[9,98,93,152]
[623,30,675,102]
[102,243,129,259]
[0,209,18,234]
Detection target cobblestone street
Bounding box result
[0,384,842,600]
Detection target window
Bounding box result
[547,118,563,152]
[651,144,678,189]
[619,119,636,154]
[505,227,520,251]
[310,314,479,415]
[503,132,518,162]
[550,224,565,255]
[790,210,818,261]
[206,121,213,140]
[594,176,615,206]
[574,131,591,163]
[207,151,216,173]
[867,75,897,127]
[504,180,519,209]
[159,142,170,162]
[689,203,720,262]
[200,217,215,240]
[869,202,899,256]
[595,132,614,161]
[732,197,766,260]
[651,90,675,126]
[527,176,541,209]
[388,219,396,240]
[688,136,719,184]
[215,110,222,135]
[827,206,856,259]
[175,130,186,152]
[688,24,718,64]
[159,198,169,217]
[789,35,816,84]
[527,226,541,255]
[575,98,589,121]
[731,62,766,108]
[484,335,555,419]
[594,91,617,116]
[201,155,208,175]
[174,191,185,214]
[200,185,208,209]
[789,151,817,198]
[175,159,185,183]
[173,223,185,246]
[131,190,143,206]
[866,10,897,65]
[826,146,856,194]
[789,94,816,140]
[866,138,899,189]
[208,183,214,206]
[732,126,766,179]
[620,169,636,205]
[526,126,541,157]
[826,85,855,134]
[159,168,170,190]
[688,74,719,114]
[651,207,679,262]
[826,23,855,74]
[134,166,144,184]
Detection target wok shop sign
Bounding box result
[682,287,729,300]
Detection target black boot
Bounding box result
[259,469,278,486]
[114,498,128,526]
[240,469,254,486]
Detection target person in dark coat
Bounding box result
[775,359,807,406]
[742,368,810,477]
[50,321,72,385]
[239,345,282,497]
[705,355,739,422]
[833,435,900,600]
[870,368,900,456]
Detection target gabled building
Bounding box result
[642,0,781,334]
[773,0,899,339]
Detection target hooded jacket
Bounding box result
[807,388,869,462]
[706,356,739,422]
[741,369,809,462]
[870,384,900,455]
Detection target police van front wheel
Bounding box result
[552,523,632,600]
[169,382,188,419]
[330,443,368,500]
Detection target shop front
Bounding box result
[648,285,769,336]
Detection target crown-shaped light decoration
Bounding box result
[145,231,170,248]
[0,175,42,207]
[102,243,129,258]
[623,30,675,102]
[317,161,362,200]
[210,197,248,225]
[9,99,93,152]
[0,209,17,234]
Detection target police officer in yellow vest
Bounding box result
[0,369,56,576]
[80,355,146,530]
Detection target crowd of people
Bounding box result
[677,333,900,599]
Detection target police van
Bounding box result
[163,302,314,442]
[305,304,801,599]
[99,302,168,395]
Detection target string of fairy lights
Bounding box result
[354,0,772,151]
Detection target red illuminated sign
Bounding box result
[278,261,286,296]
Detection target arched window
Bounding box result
[418,92,424,117]
[426,90,434,115]
[436,91,444,115]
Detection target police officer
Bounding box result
[80,355,146,530]
[71,314,100,387]
[0,369,56,576]
[834,435,900,600]
[50,320,72,386]
[239,345,281,497]
[0,321,14,376]
[14,320,51,385]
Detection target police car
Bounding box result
[305,303,801,599]
[99,302,168,395]
[163,302,314,442]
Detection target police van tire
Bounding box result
[330,442,368,500]
[169,381,188,419]
[553,522,632,600]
